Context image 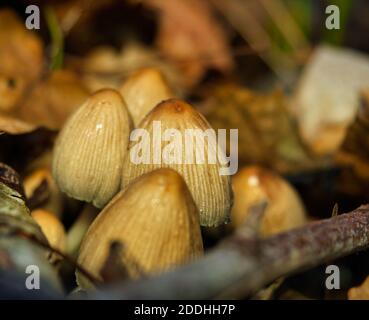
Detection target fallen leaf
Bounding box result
[14,70,89,130]
[0,9,44,113]
[335,89,369,196]
[202,84,325,174]
[0,114,36,135]
[144,0,234,86]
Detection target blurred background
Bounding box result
[2,0,369,89]
[2,0,369,299]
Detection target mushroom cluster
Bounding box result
[50,68,233,287]
[51,68,306,290]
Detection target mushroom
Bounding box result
[121,99,233,227]
[231,166,307,236]
[31,209,66,263]
[76,168,203,289]
[119,68,173,127]
[52,89,132,208]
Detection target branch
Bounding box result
[92,205,369,299]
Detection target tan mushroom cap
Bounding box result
[231,166,307,236]
[122,98,233,227]
[52,88,132,208]
[77,168,203,289]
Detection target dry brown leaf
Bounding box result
[335,89,369,196]
[0,10,88,131]
[0,9,44,113]
[202,84,323,174]
[0,113,36,135]
[14,70,89,130]
[144,0,234,86]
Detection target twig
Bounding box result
[237,201,267,239]
[91,205,369,299]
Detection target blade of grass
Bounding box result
[45,6,64,70]
[259,0,310,54]
[285,0,314,39]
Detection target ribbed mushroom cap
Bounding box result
[52,89,132,208]
[76,168,203,289]
[122,98,233,227]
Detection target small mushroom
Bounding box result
[231,166,307,236]
[52,89,132,208]
[121,99,233,227]
[76,168,203,289]
[119,68,173,126]
[31,209,66,262]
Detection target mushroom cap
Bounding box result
[52,88,132,208]
[122,98,233,227]
[231,166,307,235]
[77,168,203,288]
[119,68,173,127]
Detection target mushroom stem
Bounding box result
[67,204,99,256]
